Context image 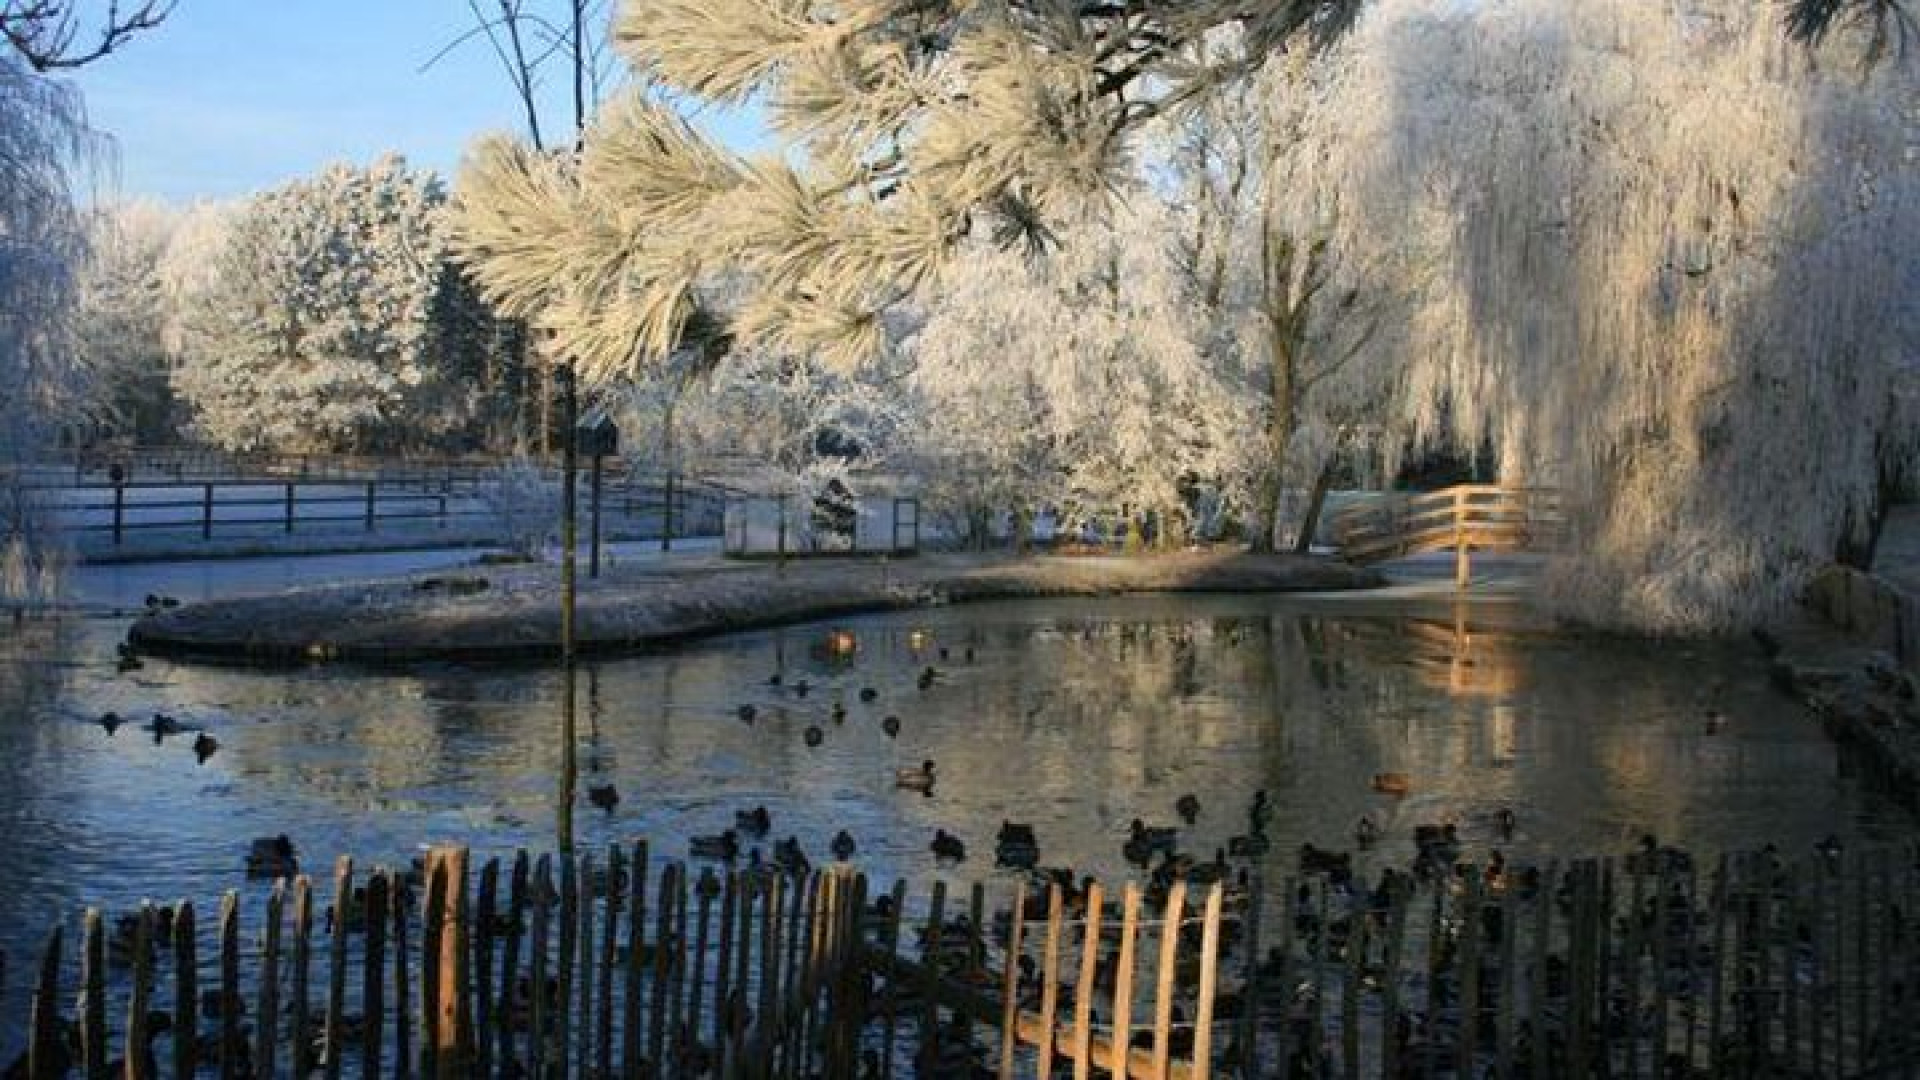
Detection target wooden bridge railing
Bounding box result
[1329,484,1564,583]
[11,841,1920,1077]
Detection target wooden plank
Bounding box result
[392,874,412,1080]
[598,845,622,1080]
[81,908,105,1080]
[1071,881,1105,1080]
[1379,876,1408,1080]
[556,855,577,1078]
[1113,884,1141,1079]
[325,857,353,1080]
[1235,874,1263,1079]
[921,879,948,1069]
[759,871,788,1074]
[1343,877,1364,1080]
[292,877,315,1078]
[622,843,647,1080]
[1457,869,1483,1079]
[690,868,719,1053]
[421,860,447,1077]
[667,866,690,1074]
[797,871,831,1077]
[528,856,552,1079]
[1035,883,1066,1080]
[256,881,284,1080]
[363,873,389,1080]
[1706,854,1730,1076]
[1856,851,1871,1078]
[499,852,529,1075]
[1191,883,1225,1080]
[999,881,1028,1080]
[218,890,241,1080]
[647,862,679,1074]
[29,926,63,1080]
[1496,869,1518,1080]
[1652,862,1673,1078]
[575,853,597,1073]
[1150,881,1186,1080]
[126,905,153,1080]
[1532,861,1556,1080]
[472,858,498,1078]
[173,902,198,1080]
[435,848,473,1078]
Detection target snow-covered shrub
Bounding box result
[480,456,558,559]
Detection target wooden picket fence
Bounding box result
[13,842,1920,1077]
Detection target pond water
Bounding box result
[0,573,1909,1052]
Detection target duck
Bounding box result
[1625,833,1694,876]
[792,679,811,698]
[1413,823,1460,858]
[1372,772,1412,797]
[895,760,937,791]
[98,712,123,736]
[766,672,783,687]
[690,830,740,861]
[735,806,771,835]
[804,725,824,748]
[831,829,857,861]
[1495,807,1516,841]
[191,733,219,764]
[737,704,757,723]
[1227,832,1270,858]
[917,666,938,691]
[1356,815,1380,849]
[773,836,810,877]
[859,687,878,703]
[1124,819,1178,865]
[246,835,298,879]
[931,829,966,862]
[1176,794,1201,825]
[831,703,847,723]
[995,822,1040,869]
[964,647,975,664]
[1249,789,1274,830]
[588,784,619,813]
[1297,843,1351,876]
[881,715,901,738]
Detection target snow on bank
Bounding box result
[127,551,1383,663]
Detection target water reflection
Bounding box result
[0,593,1906,1051]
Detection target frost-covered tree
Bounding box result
[172,156,485,454]
[451,0,1897,382]
[76,199,183,443]
[1306,0,1920,632]
[0,54,95,611]
[908,199,1246,545]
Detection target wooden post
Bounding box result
[363,873,389,1079]
[529,857,552,1079]
[1151,881,1187,1080]
[622,843,648,1079]
[174,903,198,1080]
[257,883,284,1080]
[999,881,1028,1080]
[203,482,214,540]
[218,891,241,1080]
[1192,883,1225,1080]
[1113,884,1140,1079]
[597,846,621,1080]
[292,878,314,1079]
[1455,487,1470,588]
[1071,881,1104,1080]
[392,877,411,1080]
[325,858,353,1080]
[922,880,948,1068]
[285,481,296,534]
[1035,884,1065,1080]
[81,908,106,1080]
[472,859,498,1078]
[29,926,63,1080]
[126,905,153,1080]
[427,847,472,1077]
[365,481,377,533]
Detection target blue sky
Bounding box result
[66,0,761,203]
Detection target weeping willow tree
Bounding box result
[0,55,96,613]
[1295,0,1920,633]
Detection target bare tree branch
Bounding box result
[1,0,174,70]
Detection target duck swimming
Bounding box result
[859,687,878,703]
[98,712,123,736]
[804,726,824,747]
[895,760,937,791]
[1356,815,1380,849]
[690,830,740,860]
[737,704,757,723]
[191,733,218,764]
[588,784,619,813]
[1176,794,1200,825]
[881,715,901,738]
[831,829,857,861]
[931,829,966,862]
[735,806,771,835]
[246,835,298,879]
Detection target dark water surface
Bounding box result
[0,581,1908,1051]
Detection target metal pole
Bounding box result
[558,361,579,857]
[589,452,602,580]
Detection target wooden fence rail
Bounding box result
[1329,485,1564,584]
[9,844,1920,1077]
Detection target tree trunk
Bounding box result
[1251,337,1297,553]
[1293,463,1336,556]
